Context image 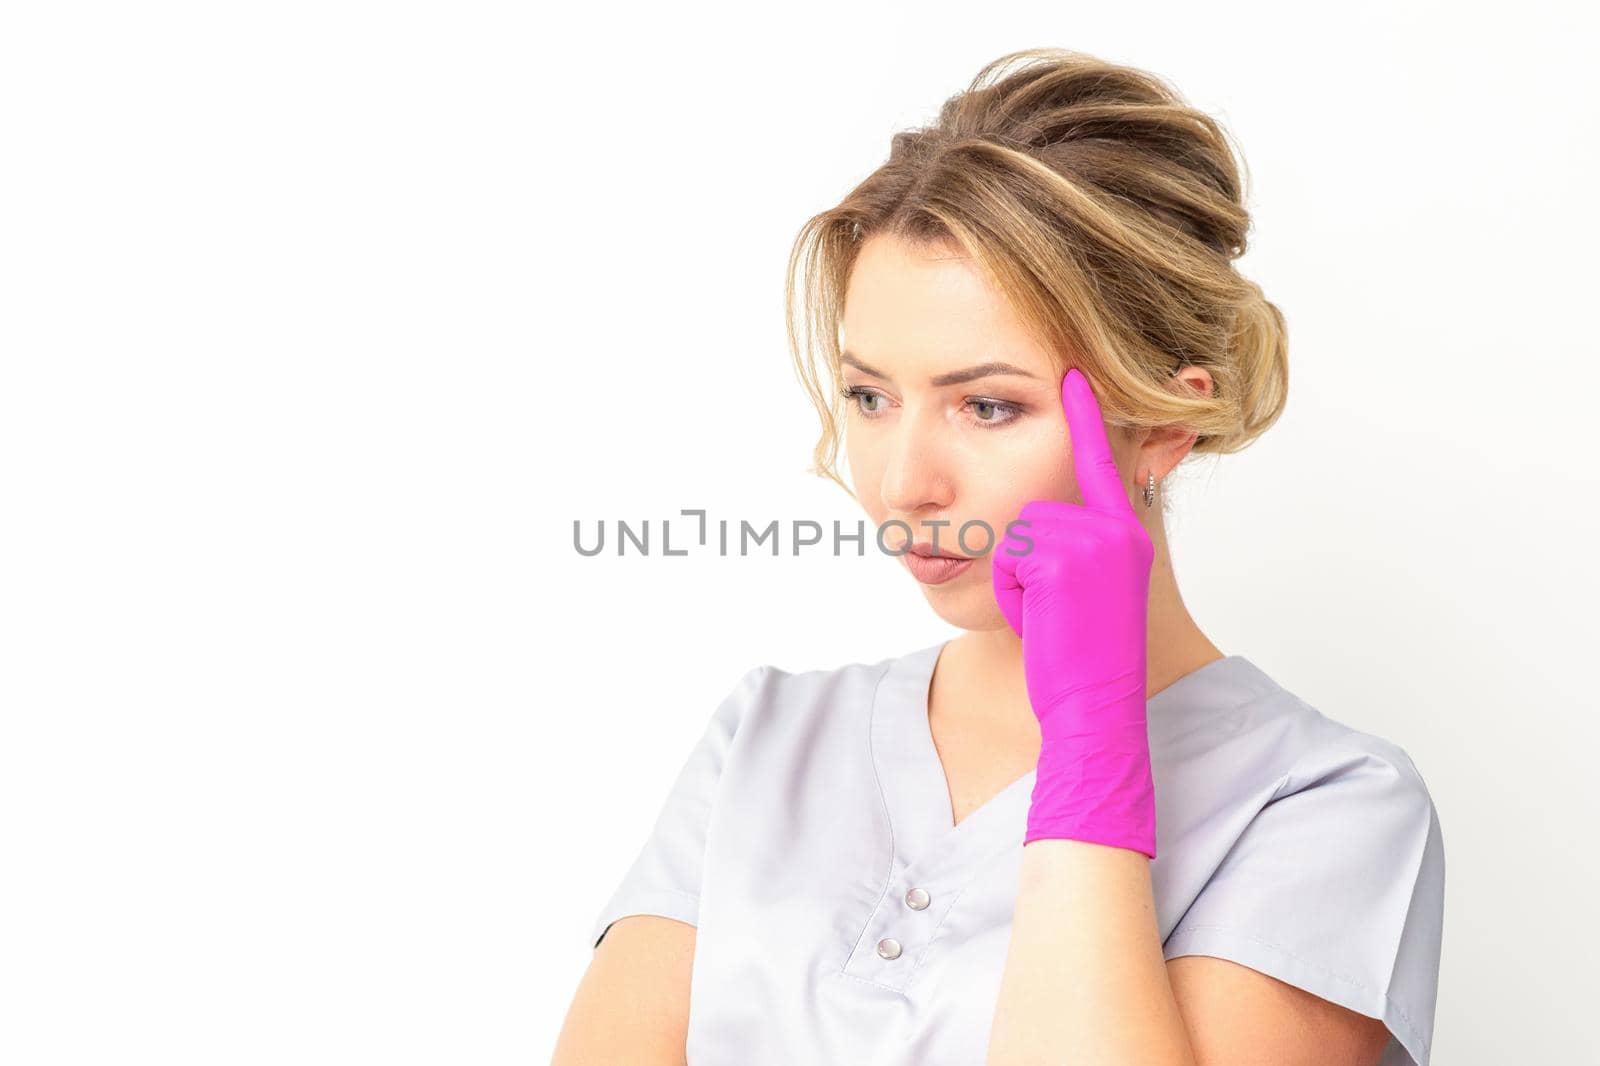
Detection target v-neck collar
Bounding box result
[868,638,1277,882]
[869,639,1033,883]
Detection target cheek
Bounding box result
[954,421,1071,510]
[844,416,1072,533]
[842,434,876,497]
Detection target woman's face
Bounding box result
[838,233,1133,632]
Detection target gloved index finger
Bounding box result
[1061,367,1135,517]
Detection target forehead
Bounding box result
[839,234,1053,375]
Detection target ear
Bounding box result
[1134,366,1214,480]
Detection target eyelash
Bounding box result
[839,385,1024,429]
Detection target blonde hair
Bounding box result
[785,47,1289,501]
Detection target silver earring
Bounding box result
[1143,472,1156,508]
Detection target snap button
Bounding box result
[876,937,903,960]
[904,887,930,910]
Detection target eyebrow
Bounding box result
[840,352,1044,386]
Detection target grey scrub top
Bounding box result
[589,640,1445,1066]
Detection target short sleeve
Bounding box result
[1162,741,1446,1066]
[588,665,768,950]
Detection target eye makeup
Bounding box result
[839,384,1026,429]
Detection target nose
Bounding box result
[879,402,955,523]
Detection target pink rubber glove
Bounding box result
[991,367,1158,858]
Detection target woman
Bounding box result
[554,48,1445,1066]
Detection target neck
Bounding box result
[950,516,1222,723]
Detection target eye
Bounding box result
[841,385,890,418]
[965,397,1023,428]
[840,385,1025,428]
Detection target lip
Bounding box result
[902,550,976,585]
[906,541,970,559]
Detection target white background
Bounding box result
[3,1,1596,1063]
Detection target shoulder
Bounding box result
[1270,666,1437,818]
[1273,728,1443,862]
[1160,661,1446,1065]
[714,642,929,736]
[1159,656,1443,846]
[726,640,928,697]
[1225,658,1442,842]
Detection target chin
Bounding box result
[919,580,1008,632]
